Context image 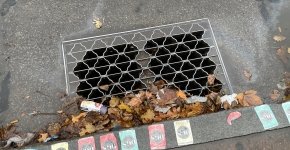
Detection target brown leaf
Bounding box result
[284,88,290,97]
[118,121,132,128]
[99,84,109,91]
[109,96,120,107]
[72,112,87,123]
[141,109,155,120]
[187,102,203,117]
[273,35,286,41]
[127,97,142,107]
[269,90,280,101]
[47,123,61,136]
[223,101,231,110]
[122,112,133,122]
[154,80,165,89]
[148,83,158,94]
[242,91,263,106]
[79,123,96,136]
[10,120,18,124]
[176,90,187,100]
[157,87,177,107]
[207,74,215,86]
[38,133,48,143]
[244,90,257,95]
[108,108,120,115]
[277,47,288,63]
[244,69,252,81]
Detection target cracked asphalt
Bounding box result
[0,0,289,149]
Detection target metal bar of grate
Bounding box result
[62,18,233,103]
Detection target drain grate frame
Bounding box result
[62,18,233,103]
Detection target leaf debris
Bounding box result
[244,69,252,81]
[273,35,286,42]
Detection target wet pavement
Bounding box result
[0,0,289,149]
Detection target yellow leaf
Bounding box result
[72,112,87,123]
[38,133,48,143]
[10,120,18,124]
[288,47,290,54]
[118,102,132,112]
[273,35,286,42]
[141,109,155,120]
[176,90,187,100]
[79,123,96,136]
[110,96,120,107]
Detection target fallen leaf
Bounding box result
[283,72,290,78]
[223,101,231,110]
[176,90,187,100]
[20,112,26,116]
[244,69,252,81]
[141,109,155,120]
[72,112,87,123]
[57,110,63,114]
[187,102,203,117]
[118,102,132,112]
[10,120,18,124]
[284,88,290,97]
[288,48,290,54]
[207,74,215,86]
[110,96,120,107]
[244,90,257,95]
[273,35,286,42]
[122,112,133,121]
[154,80,165,89]
[37,133,48,143]
[25,96,30,99]
[127,97,142,107]
[47,123,61,136]
[269,90,280,101]
[277,47,287,63]
[242,90,263,106]
[157,87,177,107]
[99,85,109,91]
[148,83,158,94]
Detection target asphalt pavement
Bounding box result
[0,0,290,149]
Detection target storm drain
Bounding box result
[62,18,232,104]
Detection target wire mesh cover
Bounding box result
[62,18,232,103]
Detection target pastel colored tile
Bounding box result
[174,120,193,146]
[282,102,290,123]
[254,104,279,130]
[148,124,166,149]
[100,133,118,150]
[51,142,68,150]
[119,129,138,150]
[78,136,96,150]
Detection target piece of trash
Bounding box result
[25,95,30,99]
[221,93,238,106]
[3,133,35,148]
[80,101,107,114]
[227,111,241,125]
[186,96,207,103]
[154,106,171,113]
[43,135,58,143]
[273,35,286,42]
[278,27,282,32]
[243,69,252,81]
[93,18,103,29]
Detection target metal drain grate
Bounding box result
[62,18,232,103]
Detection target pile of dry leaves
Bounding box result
[1,77,267,149]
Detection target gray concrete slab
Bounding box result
[0,0,289,149]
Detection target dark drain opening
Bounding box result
[65,20,230,102]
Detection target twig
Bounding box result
[108,79,125,94]
[36,90,52,97]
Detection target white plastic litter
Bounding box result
[3,133,34,148]
[186,96,207,103]
[221,93,238,105]
[154,106,171,113]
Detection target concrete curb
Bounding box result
[22,103,290,150]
